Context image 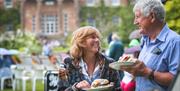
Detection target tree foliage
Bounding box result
[165,0,180,34]
[80,2,135,47]
[0,8,20,32]
[0,31,42,54]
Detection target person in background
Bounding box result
[42,39,52,57]
[120,0,180,91]
[105,32,112,57]
[120,31,141,91]
[48,55,57,64]
[0,55,14,88]
[128,29,141,48]
[128,39,140,48]
[58,26,120,91]
[106,33,124,84]
[106,33,124,61]
[107,32,113,44]
[124,30,142,59]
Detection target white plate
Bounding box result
[82,84,113,91]
[109,61,135,70]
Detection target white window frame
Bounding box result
[63,13,68,36]
[4,0,13,8]
[41,15,57,35]
[112,16,119,24]
[32,16,36,32]
[86,0,95,7]
[45,0,54,6]
[87,17,96,27]
[111,0,120,6]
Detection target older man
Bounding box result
[121,0,180,91]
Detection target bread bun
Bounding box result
[119,54,135,62]
[91,79,109,87]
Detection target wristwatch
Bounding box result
[149,69,155,80]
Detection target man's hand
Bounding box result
[120,59,174,86]
[120,60,152,77]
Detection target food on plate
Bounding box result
[109,55,137,70]
[82,79,113,91]
[118,54,136,63]
[91,79,109,88]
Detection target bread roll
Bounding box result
[91,79,109,87]
[119,55,135,62]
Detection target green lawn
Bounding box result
[4,80,44,91]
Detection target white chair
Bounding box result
[11,64,20,91]
[18,55,33,65]
[11,64,34,91]
[0,67,13,91]
[32,64,45,91]
[38,55,57,70]
[38,55,51,65]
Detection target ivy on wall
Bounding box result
[79,3,136,47]
[0,8,20,32]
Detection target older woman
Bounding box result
[58,26,120,91]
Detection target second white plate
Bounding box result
[109,61,135,70]
[82,84,113,91]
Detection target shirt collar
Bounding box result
[156,24,169,42]
[142,24,169,43]
[79,58,100,83]
[79,58,100,76]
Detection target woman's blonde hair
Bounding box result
[70,26,101,60]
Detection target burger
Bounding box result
[91,79,109,88]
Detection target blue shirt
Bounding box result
[136,24,180,91]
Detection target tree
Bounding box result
[80,1,135,47]
[0,8,20,32]
[165,0,180,34]
[0,31,42,54]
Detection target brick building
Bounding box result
[21,0,80,38]
[0,0,129,38]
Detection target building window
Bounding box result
[111,0,120,6]
[44,0,54,6]
[41,15,57,35]
[6,24,13,31]
[86,0,95,7]
[4,0,13,8]
[32,16,36,32]
[112,16,122,25]
[63,13,68,36]
[112,16,120,24]
[87,17,96,27]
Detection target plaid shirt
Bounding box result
[58,54,120,91]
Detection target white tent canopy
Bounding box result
[0,48,20,55]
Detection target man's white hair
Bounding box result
[133,0,165,22]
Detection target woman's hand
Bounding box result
[76,80,91,89]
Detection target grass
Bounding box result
[4,80,44,91]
